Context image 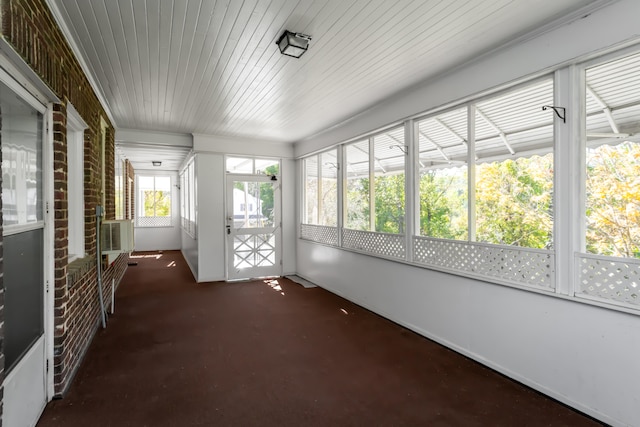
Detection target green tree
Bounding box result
[475,154,553,248]
[374,174,405,233]
[144,190,170,217]
[586,141,640,258]
[345,176,370,230]
[419,168,467,239]
[259,164,279,222]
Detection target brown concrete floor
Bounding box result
[37,251,604,426]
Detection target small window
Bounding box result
[302,149,338,226]
[137,175,172,227]
[226,156,279,175]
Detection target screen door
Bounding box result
[226,174,281,280]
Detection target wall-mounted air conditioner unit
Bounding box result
[101,220,135,254]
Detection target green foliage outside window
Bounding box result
[374,174,405,233]
[144,190,171,217]
[475,155,553,249]
[586,141,640,258]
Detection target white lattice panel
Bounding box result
[413,236,555,289]
[577,254,640,307]
[137,216,171,227]
[342,229,406,260]
[300,224,339,246]
[234,234,276,269]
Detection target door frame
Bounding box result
[225,173,282,280]
[0,52,56,418]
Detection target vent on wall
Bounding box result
[102,220,135,253]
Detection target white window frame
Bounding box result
[136,174,172,227]
[66,103,87,262]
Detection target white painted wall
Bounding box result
[194,153,226,282]
[134,170,181,251]
[294,2,640,426]
[181,228,198,280]
[296,242,640,426]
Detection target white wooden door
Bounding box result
[226,174,281,280]
[1,78,48,427]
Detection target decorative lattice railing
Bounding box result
[342,229,406,260]
[300,224,339,246]
[576,253,640,307]
[413,236,555,290]
[137,216,172,227]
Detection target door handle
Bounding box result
[226,225,231,235]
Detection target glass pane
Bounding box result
[418,107,468,239]
[475,79,554,158]
[476,154,554,248]
[4,229,44,372]
[226,157,253,174]
[304,155,318,224]
[373,127,405,233]
[344,139,370,230]
[155,175,171,191]
[474,80,554,249]
[1,82,43,226]
[585,52,640,258]
[232,181,275,228]
[255,158,279,175]
[320,150,338,226]
[419,166,468,239]
[586,142,640,258]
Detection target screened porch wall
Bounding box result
[294,2,640,426]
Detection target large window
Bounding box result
[474,79,554,249]
[417,107,468,240]
[416,79,554,249]
[303,149,338,226]
[584,51,640,259]
[298,45,640,310]
[344,126,406,233]
[137,175,171,227]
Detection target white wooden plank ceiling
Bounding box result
[49,0,603,153]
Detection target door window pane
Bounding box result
[1,83,43,227]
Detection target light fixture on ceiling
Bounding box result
[152,161,162,167]
[276,30,312,58]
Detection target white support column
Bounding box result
[369,137,375,231]
[317,155,323,225]
[337,146,344,247]
[554,65,583,296]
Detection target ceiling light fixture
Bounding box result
[152,161,162,167]
[276,30,312,58]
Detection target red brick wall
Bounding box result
[0,0,131,409]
